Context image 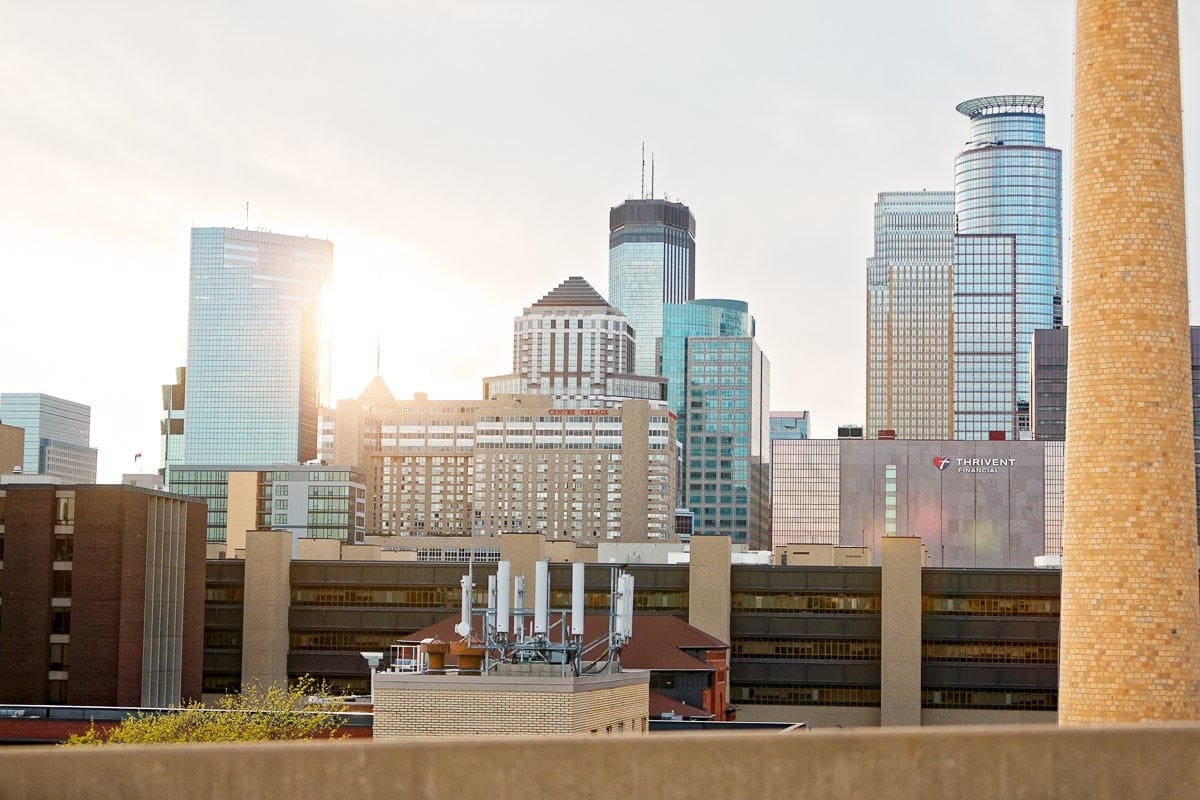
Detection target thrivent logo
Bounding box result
[933,457,952,471]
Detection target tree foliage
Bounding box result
[65,678,348,745]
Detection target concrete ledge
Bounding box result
[375,668,648,693]
[5,723,1200,798]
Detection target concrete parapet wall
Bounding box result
[6,723,1200,798]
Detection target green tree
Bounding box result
[65,678,348,745]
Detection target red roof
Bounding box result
[648,691,713,720]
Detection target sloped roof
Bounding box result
[357,374,395,404]
[405,612,726,672]
[530,276,613,310]
[649,691,714,720]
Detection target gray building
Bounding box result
[771,438,1062,567]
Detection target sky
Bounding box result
[3,1,1200,482]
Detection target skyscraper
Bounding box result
[865,191,956,439]
[182,228,333,465]
[608,199,696,377]
[952,95,1063,440]
[661,300,769,547]
[482,276,665,404]
[0,393,97,483]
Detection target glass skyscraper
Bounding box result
[661,300,769,547]
[0,393,97,483]
[952,95,1062,439]
[865,191,956,439]
[608,199,696,377]
[182,228,333,465]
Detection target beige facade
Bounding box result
[335,385,677,543]
[240,530,292,690]
[0,424,23,476]
[688,535,732,646]
[373,671,649,738]
[1060,0,1200,722]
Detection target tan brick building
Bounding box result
[1060,0,1200,722]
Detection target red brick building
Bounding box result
[0,484,207,706]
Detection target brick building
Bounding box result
[0,484,207,706]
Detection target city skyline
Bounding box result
[6,3,1200,481]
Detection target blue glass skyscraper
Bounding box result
[608,199,696,377]
[0,393,97,482]
[662,300,769,548]
[952,95,1062,439]
[182,228,333,465]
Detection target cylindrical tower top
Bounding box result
[955,95,1045,118]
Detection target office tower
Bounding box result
[1060,0,1200,723]
[160,367,186,472]
[0,484,206,706]
[0,393,97,483]
[865,191,956,440]
[182,227,333,465]
[674,328,770,548]
[482,276,665,404]
[608,199,696,377]
[952,95,1063,440]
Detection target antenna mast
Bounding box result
[640,142,646,200]
[650,154,655,200]
[375,330,381,376]
[245,201,250,230]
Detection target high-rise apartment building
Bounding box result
[0,393,97,483]
[865,191,956,440]
[332,385,677,541]
[952,95,1062,440]
[482,276,665,404]
[608,199,696,377]
[182,227,333,465]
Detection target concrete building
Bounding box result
[608,198,697,377]
[166,464,366,554]
[483,276,665,403]
[1060,0,1200,723]
[203,531,1059,726]
[331,384,677,542]
[0,393,97,483]
[865,191,956,440]
[182,227,333,465]
[770,438,1061,567]
[0,484,207,706]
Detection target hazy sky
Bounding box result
[4,2,1200,481]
